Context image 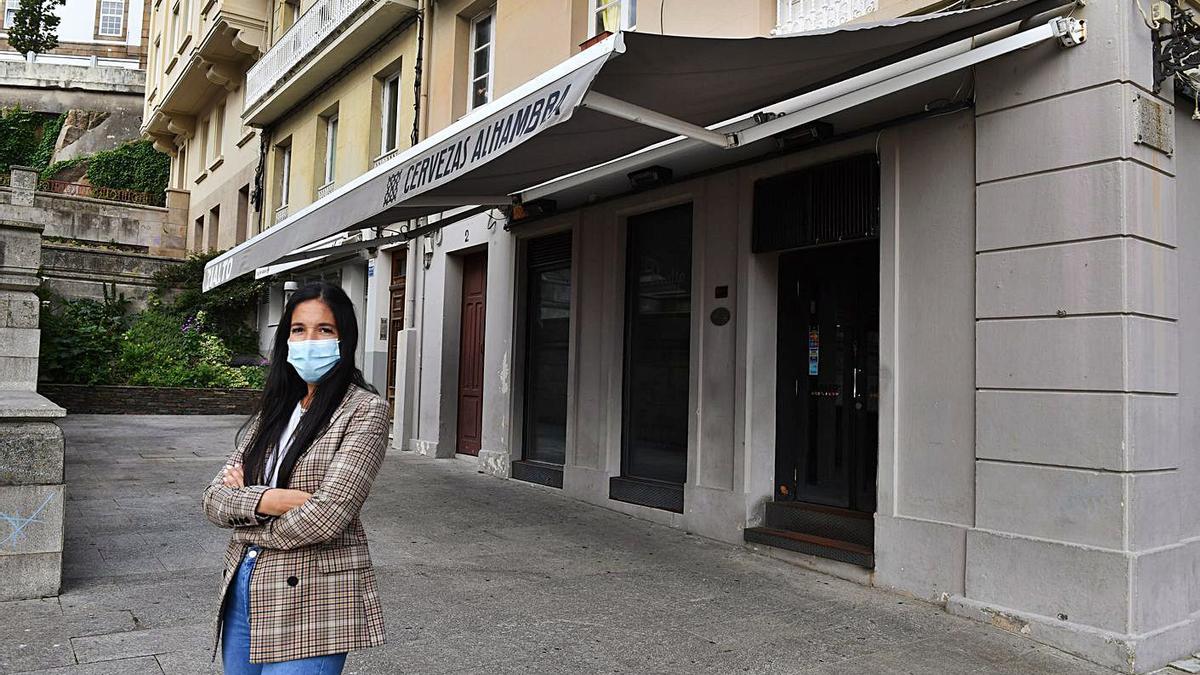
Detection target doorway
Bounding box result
[612,203,692,512]
[456,251,487,456]
[385,248,407,417]
[776,239,879,512]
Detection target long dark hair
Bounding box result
[239,281,377,487]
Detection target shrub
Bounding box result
[38,290,132,386]
[118,308,265,389]
[153,251,264,355]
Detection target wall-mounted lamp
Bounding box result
[283,280,299,305]
[422,235,434,270]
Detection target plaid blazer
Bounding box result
[202,384,389,664]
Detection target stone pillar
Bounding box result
[952,5,1185,672]
[155,188,190,258]
[0,167,67,600]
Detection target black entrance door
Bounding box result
[776,240,878,512]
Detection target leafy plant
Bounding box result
[29,112,65,170]
[7,0,66,56]
[118,308,265,388]
[153,250,265,355]
[0,105,41,173]
[38,288,132,386]
[40,157,84,182]
[86,140,170,197]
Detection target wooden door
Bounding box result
[385,248,407,416]
[456,251,487,455]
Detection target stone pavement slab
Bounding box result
[0,414,1120,674]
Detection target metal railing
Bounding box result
[244,0,374,112]
[37,179,165,207]
[774,0,878,33]
[370,148,399,169]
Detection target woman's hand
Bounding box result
[222,464,245,488]
[255,489,313,517]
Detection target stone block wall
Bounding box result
[38,384,261,415]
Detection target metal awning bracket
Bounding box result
[580,91,737,148]
[1053,17,1087,46]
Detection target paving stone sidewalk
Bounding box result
[0,414,1118,674]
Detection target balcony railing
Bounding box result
[774,0,878,33]
[370,148,399,169]
[244,0,374,112]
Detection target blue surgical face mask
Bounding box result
[287,338,341,383]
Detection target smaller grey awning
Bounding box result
[204,0,1068,291]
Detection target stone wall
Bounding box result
[40,244,183,308]
[0,205,67,601]
[0,173,186,259]
[38,384,261,415]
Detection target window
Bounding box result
[380,73,401,154]
[194,216,205,252]
[173,0,189,48]
[276,141,292,207]
[208,205,220,251]
[212,104,225,160]
[467,9,494,111]
[196,118,209,169]
[176,146,187,188]
[4,0,18,29]
[591,0,635,35]
[98,0,125,36]
[322,114,338,186]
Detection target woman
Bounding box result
[202,281,389,674]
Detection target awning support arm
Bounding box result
[732,16,1087,147]
[581,91,736,148]
[520,16,1085,204]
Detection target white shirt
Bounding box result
[265,403,305,488]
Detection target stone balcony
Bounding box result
[241,0,417,126]
[142,0,268,151]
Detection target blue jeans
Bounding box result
[222,545,348,675]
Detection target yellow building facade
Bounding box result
[140,0,269,252]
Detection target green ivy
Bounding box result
[29,112,65,170]
[87,140,170,196]
[0,105,42,173]
[40,157,84,182]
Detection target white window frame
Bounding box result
[279,144,292,207]
[3,0,19,30]
[380,72,401,154]
[323,114,338,186]
[590,0,635,37]
[467,8,495,112]
[98,0,125,36]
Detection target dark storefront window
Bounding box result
[621,203,692,485]
[522,232,572,465]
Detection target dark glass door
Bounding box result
[523,232,572,465]
[622,204,692,485]
[776,240,878,512]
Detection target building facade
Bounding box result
[199,0,1200,671]
[139,0,268,259]
[1,0,149,67]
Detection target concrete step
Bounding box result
[764,501,874,548]
[744,527,875,568]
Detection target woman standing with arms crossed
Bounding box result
[203,281,389,674]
